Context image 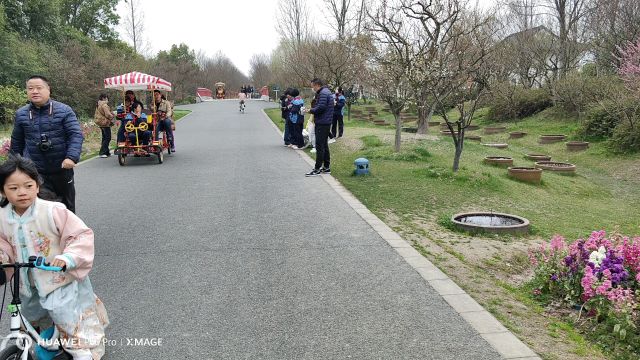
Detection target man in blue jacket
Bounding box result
[10,75,84,212]
[306,78,334,177]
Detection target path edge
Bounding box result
[261,108,541,360]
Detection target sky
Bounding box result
[115,0,497,77]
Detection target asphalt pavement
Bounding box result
[73,100,503,359]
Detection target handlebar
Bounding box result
[0,256,65,272]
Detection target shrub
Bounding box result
[580,101,622,140]
[553,74,620,118]
[0,85,27,125]
[609,122,640,153]
[487,84,552,122]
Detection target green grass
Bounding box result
[265,106,640,240]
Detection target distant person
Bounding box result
[287,88,305,150]
[117,90,144,143]
[305,78,333,177]
[94,94,115,158]
[10,75,83,212]
[153,90,175,152]
[331,87,346,140]
[281,88,293,147]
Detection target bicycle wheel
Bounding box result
[0,344,33,360]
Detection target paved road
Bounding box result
[75,100,502,359]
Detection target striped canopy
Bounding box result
[104,71,172,91]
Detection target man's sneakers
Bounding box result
[310,148,317,153]
[328,138,336,144]
[305,167,330,176]
[305,168,322,177]
[99,155,108,158]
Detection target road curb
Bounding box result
[261,108,541,360]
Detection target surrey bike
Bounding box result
[0,257,71,360]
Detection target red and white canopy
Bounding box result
[104,71,172,91]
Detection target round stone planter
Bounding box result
[466,135,482,141]
[484,126,507,135]
[525,154,552,161]
[539,134,567,144]
[484,156,513,167]
[440,130,453,135]
[467,125,480,131]
[566,141,589,151]
[508,167,542,183]
[482,143,509,149]
[428,121,441,127]
[452,212,530,235]
[535,161,576,174]
[509,131,527,139]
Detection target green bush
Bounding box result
[0,85,26,125]
[553,74,620,117]
[488,85,552,122]
[580,101,621,140]
[609,121,640,153]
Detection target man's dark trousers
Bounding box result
[314,124,331,170]
[42,169,76,213]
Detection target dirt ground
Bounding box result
[381,210,608,360]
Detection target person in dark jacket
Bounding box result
[287,89,305,149]
[331,87,346,139]
[281,88,293,146]
[117,90,144,143]
[305,78,334,177]
[10,75,84,212]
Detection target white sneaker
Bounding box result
[328,138,336,144]
[291,145,301,150]
[310,148,317,153]
[99,155,108,158]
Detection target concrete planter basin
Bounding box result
[535,161,576,173]
[539,134,567,144]
[452,212,530,235]
[508,167,542,183]
[566,141,589,151]
[525,154,551,161]
[484,126,507,134]
[482,143,509,149]
[484,156,513,167]
[509,131,527,139]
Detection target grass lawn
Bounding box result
[265,104,639,360]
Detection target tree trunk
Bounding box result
[452,142,463,172]
[416,104,428,134]
[394,113,401,152]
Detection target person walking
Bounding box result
[10,75,83,213]
[94,94,115,158]
[305,78,333,176]
[331,87,346,139]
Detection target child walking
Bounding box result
[0,155,109,360]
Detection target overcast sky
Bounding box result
[116,0,497,77]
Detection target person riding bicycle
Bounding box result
[124,103,152,145]
[153,90,175,152]
[238,90,247,111]
[0,155,109,360]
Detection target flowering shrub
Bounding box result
[0,138,10,156]
[529,231,640,354]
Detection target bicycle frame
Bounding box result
[1,258,65,358]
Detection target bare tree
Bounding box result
[366,51,411,152]
[322,0,355,39]
[586,0,640,71]
[249,53,272,88]
[540,0,594,79]
[394,0,496,171]
[276,0,313,45]
[121,0,149,55]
